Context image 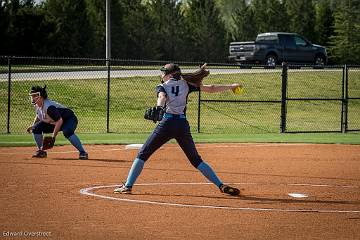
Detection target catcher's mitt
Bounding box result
[144,106,164,123]
[42,136,55,150]
[181,63,209,87]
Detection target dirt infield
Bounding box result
[0,143,359,240]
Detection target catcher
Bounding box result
[114,63,242,196]
[27,85,88,160]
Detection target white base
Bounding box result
[125,144,143,150]
[288,193,308,198]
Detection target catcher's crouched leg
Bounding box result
[32,122,55,152]
[64,132,88,160]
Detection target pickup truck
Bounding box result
[228,32,327,66]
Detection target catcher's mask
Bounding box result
[160,63,181,80]
[29,85,47,105]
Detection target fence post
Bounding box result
[342,64,349,133]
[106,59,111,133]
[280,62,288,133]
[341,65,345,133]
[7,56,12,134]
[197,90,201,133]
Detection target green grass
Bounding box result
[1,67,359,143]
[0,132,359,147]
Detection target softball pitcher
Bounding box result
[28,85,88,160]
[114,63,241,196]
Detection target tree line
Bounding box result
[1,0,359,64]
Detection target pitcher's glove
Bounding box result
[42,136,55,150]
[144,106,164,123]
[181,63,209,87]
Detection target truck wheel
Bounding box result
[314,55,325,66]
[265,54,277,67]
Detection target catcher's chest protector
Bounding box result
[161,79,189,115]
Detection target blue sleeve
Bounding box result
[47,106,61,121]
[156,85,167,96]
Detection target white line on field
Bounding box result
[80,183,360,214]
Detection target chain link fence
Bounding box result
[1,57,109,133]
[1,56,359,134]
[199,66,283,133]
[347,66,360,131]
[285,65,345,132]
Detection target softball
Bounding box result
[232,86,243,95]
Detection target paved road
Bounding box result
[0,68,281,82]
[0,68,345,82]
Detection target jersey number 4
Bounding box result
[171,86,180,96]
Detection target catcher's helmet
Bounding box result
[29,85,47,105]
[160,63,181,75]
